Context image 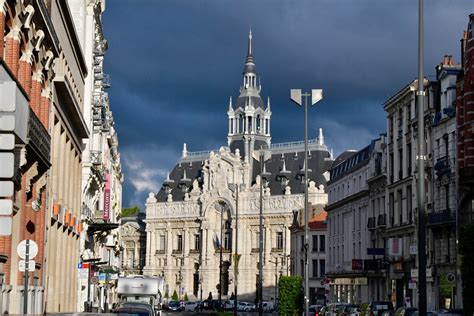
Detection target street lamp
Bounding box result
[228,183,243,316]
[416,0,427,313]
[252,146,271,316]
[290,89,323,316]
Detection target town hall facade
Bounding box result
[144,32,333,302]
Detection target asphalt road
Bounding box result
[161,311,278,316]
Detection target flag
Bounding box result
[213,234,222,250]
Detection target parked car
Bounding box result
[308,304,324,315]
[183,301,199,311]
[114,304,154,316]
[324,303,348,316]
[367,302,394,316]
[224,300,236,310]
[342,304,360,316]
[237,301,255,312]
[167,300,182,312]
[392,307,418,316]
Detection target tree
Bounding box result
[121,206,140,218]
[171,289,178,301]
[184,293,189,301]
[278,276,303,316]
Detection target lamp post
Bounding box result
[290,89,323,316]
[252,146,271,316]
[217,203,225,308]
[416,0,427,313]
[228,183,242,316]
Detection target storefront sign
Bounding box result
[103,174,110,221]
[352,259,363,271]
[388,238,403,256]
[334,277,368,285]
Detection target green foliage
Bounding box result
[164,291,169,299]
[121,206,140,217]
[460,224,474,316]
[184,293,189,301]
[171,289,178,301]
[278,275,303,316]
[360,303,369,316]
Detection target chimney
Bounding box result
[443,55,449,65]
[461,31,468,68]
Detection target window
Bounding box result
[276,231,283,249]
[255,231,260,248]
[312,259,318,278]
[319,235,325,252]
[194,234,200,251]
[176,235,183,251]
[159,235,166,251]
[312,235,318,252]
[224,232,231,250]
[300,235,305,251]
[320,259,325,277]
[407,186,412,223]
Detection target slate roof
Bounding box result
[328,142,374,184]
[156,147,332,202]
[234,95,265,109]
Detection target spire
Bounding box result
[318,128,324,146]
[247,29,253,59]
[228,96,233,111]
[243,29,255,74]
[182,143,188,158]
[267,96,271,111]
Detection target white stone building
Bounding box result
[383,79,434,309]
[69,0,124,312]
[144,32,333,303]
[427,56,461,310]
[326,136,386,304]
[291,209,328,305]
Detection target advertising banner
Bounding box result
[103,174,110,221]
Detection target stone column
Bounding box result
[146,229,152,266]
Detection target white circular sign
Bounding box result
[17,239,38,259]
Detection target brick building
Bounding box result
[0,0,88,313]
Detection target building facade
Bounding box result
[68,0,123,312]
[43,0,89,312]
[0,0,59,313]
[455,14,474,311]
[120,213,146,276]
[144,32,332,303]
[290,209,328,306]
[326,136,385,304]
[427,56,461,310]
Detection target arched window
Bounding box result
[256,115,261,132]
[239,114,244,133]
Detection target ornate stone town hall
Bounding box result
[144,32,333,301]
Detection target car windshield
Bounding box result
[169,301,180,307]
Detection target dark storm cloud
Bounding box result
[102,0,474,208]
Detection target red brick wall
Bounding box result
[458,14,474,169]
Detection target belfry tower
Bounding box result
[227,30,272,161]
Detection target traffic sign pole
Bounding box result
[23,239,29,314]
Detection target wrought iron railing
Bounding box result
[28,109,51,163]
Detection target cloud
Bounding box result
[102,0,474,208]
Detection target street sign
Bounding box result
[19,260,35,272]
[367,248,385,256]
[17,239,38,259]
[409,244,417,255]
[91,276,99,285]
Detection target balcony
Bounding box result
[367,217,376,230]
[377,214,387,227]
[434,157,451,177]
[27,109,51,167]
[427,210,455,227]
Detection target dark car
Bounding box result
[368,302,394,316]
[167,300,182,312]
[394,307,418,316]
[114,306,153,316]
